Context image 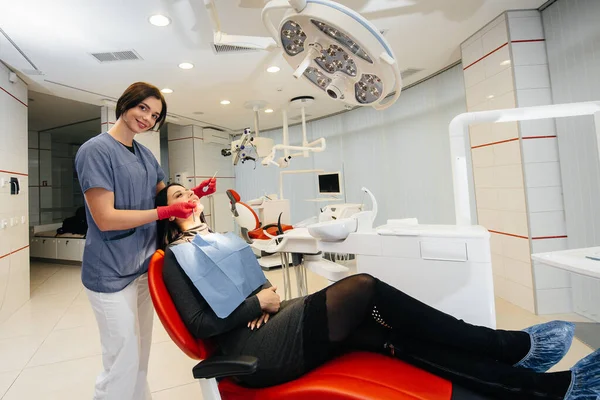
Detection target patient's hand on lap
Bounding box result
[257,286,280,314]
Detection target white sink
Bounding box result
[307,218,357,242]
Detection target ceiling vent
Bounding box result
[211,43,260,55]
[90,50,142,63]
[400,68,424,79]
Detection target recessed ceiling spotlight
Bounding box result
[266,66,280,73]
[500,60,511,66]
[149,15,171,27]
[265,108,274,113]
[179,62,194,70]
[161,88,173,94]
[487,94,495,99]
[220,100,231,105]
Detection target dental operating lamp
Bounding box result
[205,0,402,109]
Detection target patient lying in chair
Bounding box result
[156,183,600,399]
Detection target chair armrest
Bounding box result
[192,355,258,379]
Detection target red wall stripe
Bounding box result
[168,137,204,142]
[522,136,557,140]
[511,39,545,43]
[487,230,567,241]
[463,39,545,71]
[0,245,30,260]
[488,230,528,239]
[0,169,28,176]
[463,43,508,71]
[0,85,27,108]
[472,138,519,149]
[532,235,568,240]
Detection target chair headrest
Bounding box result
[226,189,241,203]
[147,250,215,360]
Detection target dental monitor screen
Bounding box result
[318,173,342,196]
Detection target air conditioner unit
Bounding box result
[203,128,231,145]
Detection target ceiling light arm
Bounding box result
[261,0,294,46]
[205,0,278,50]
[372,53,402,111]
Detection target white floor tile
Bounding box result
[0,334,45,373]
[2,355,101,400]
[54,301,97,331]
[0,370,20,398]
[147,340,199,393]
[27,325,101,368]
[30,266,82,298]
[152,382,203,400]
[0,292,75,340]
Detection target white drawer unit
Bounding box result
[30,238,43,258]
[56,238,84,261]
[39,238,57,259]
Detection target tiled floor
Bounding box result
[0,260,593,399]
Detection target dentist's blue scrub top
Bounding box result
[75,132,165,293]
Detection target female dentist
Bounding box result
[74,82,216,400]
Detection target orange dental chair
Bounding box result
[148,250,486,400]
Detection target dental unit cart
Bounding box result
[318,222,495,328]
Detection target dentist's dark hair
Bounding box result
[155,183,207,250]
[116,82,167,130]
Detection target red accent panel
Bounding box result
[489,230,529,239]
[0,86,27,107]
[472,138,519,149]
[463,42,508,70]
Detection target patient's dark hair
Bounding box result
[155,183,207,250]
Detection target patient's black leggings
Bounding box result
[314,274,572,399]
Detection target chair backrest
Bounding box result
[148,250,215,360]
[226,189,260,231]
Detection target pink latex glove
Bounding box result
[192,178,217,198]
[157,201,196,220]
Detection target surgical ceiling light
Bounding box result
[179,62,194,69]
[205,0,402,110]
[149,15,171,27]
[267,66,281,73]
[161,88,173,94]
[262,0,402,109]
[220,100,231,105]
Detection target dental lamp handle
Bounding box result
[262,0,294,46]
[373,52,402,111]
[354,187,377,232]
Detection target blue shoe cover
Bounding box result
[564,348,600,400]
[514,320,575,373]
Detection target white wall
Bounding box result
[0,61,30,324]
[235,65,469,227]
[543,0,600,249]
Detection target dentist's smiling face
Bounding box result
[122,96,162,133]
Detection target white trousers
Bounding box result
[86,274,154,400]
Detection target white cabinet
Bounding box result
[56,239,83,261]
[40,238,57,259]
[30,238,43,258]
